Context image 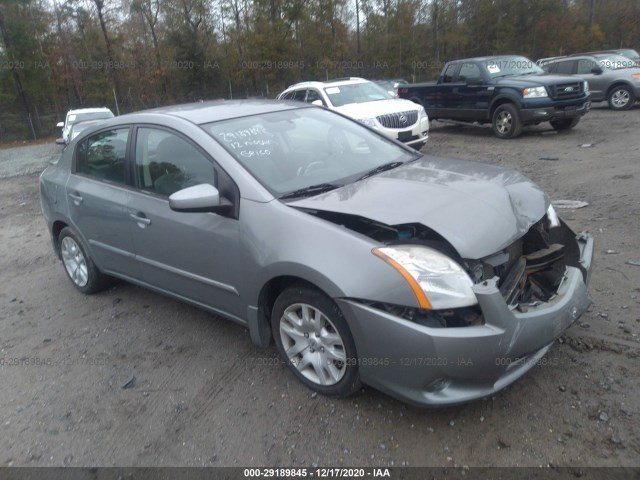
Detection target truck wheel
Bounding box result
[550,118,580,131]
[492,104,523,139]
[607,86,634,110]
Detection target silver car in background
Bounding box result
[541,53,640,110]
[40,100,593,406]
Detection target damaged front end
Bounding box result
[303,206,592,328]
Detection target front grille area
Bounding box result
[549,82,584,100]
[376,111,418,129]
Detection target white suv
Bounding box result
[277,78,429,149]
[56,107,114,144]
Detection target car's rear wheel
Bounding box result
[607,85,634,110]
[271,285,361,397]
[550,117,580,131]
[58,227,111,294]
[492,104,523,139]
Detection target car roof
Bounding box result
[70,119,106,129]
[117,99,308,125]
[448,55,530,63]
[67,107,113,115]
[285,77,369,91]
[545,53,622,64]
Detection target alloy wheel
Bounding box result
[61,236,89,287]
[279,303,347,386]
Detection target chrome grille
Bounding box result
[376,111,418,129]
[549,82,583,100]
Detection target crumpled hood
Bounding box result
[290,156,549,259]
[334,99,421,120]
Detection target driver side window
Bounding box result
[306,89,326,105]
[135,128,216,197]
[458,63,482,82]
[576,59,597,75]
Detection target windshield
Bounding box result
[202,107,417,198]
[484,56,543,78]
[323,82,393,107]
[597,54,638,70]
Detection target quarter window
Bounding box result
[134,128,216,197]
[76,128,129,185]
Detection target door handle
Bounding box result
[130,213,151,227]
[68,192,83,205]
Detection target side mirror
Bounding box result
[169,183,231,214]
[56,122,64,128]
[591,67,603,75]
[55,138,66,145]
[311,99,323,106]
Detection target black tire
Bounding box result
[492,104,523,139]
[607,85,635,110]
[58,227,112,294]
[550,117,580,131]
[271,284,361,397]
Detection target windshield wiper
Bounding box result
[279,183,342,200]
[356,161,405,181]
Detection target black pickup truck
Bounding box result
[398,55,591,138]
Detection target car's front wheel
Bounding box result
[608,85,634,110]
[271,285,361,397]
[58,227,111,294]
[550,117,580,131]
[492,104,523,139]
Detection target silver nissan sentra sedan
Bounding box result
[40,100,593,406]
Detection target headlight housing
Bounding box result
[373,245,477,310]
[523,86,548,98]
[418,106,428,120]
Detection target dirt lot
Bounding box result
[0,105,638,469]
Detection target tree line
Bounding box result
[0,0,638,140]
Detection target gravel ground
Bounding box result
[0,106,638,469]
[0,141,62,179]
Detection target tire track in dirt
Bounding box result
[191,348,253,421]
